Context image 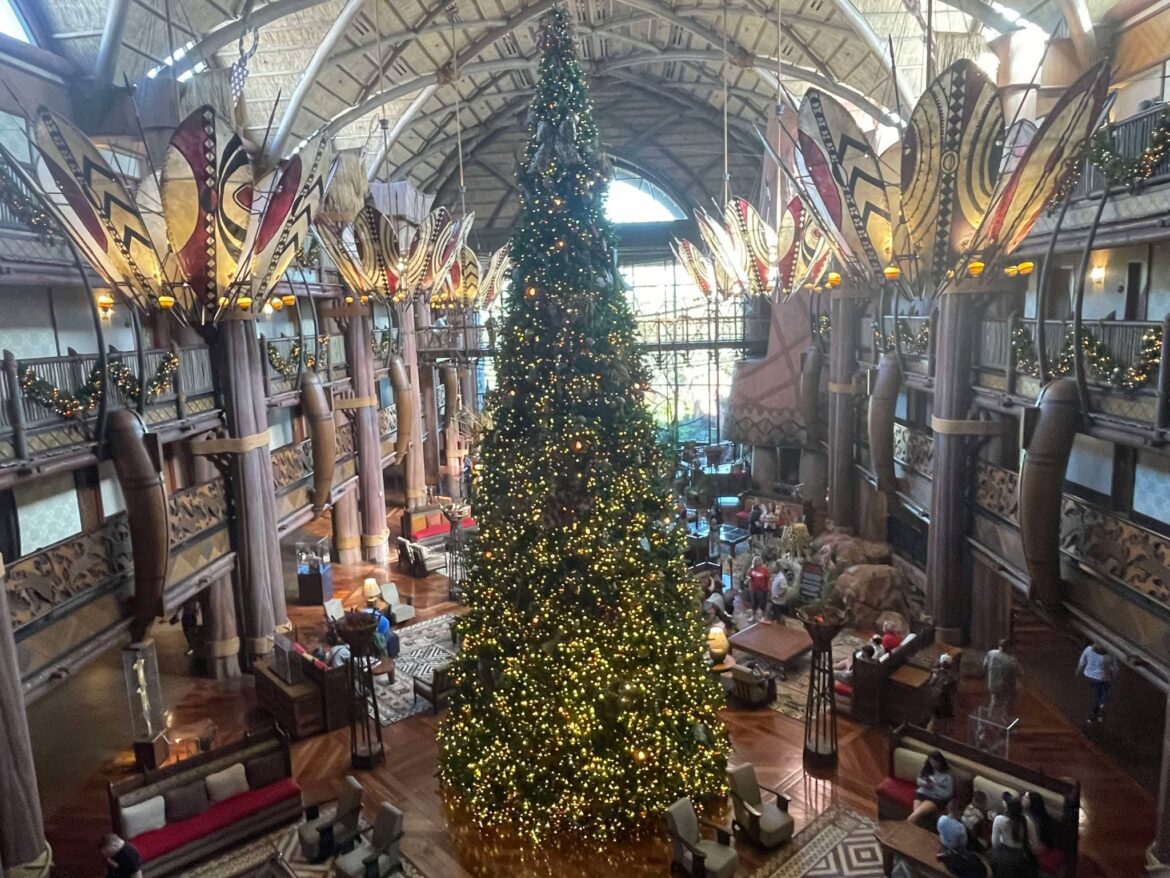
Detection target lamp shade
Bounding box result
[883,265,901,281]
[707,625,730,663]
[826,272,841,288]
[362,577,380,603]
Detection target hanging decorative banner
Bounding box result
[797,89,892,282]
[901,59,1003,292]
[671,238,717,299]
[22,104,335,324]
[969,62,1110,265]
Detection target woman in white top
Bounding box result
[990,797,1039,877]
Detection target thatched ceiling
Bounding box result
[30,0,1058,235]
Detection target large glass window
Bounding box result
[605,168,684,223]
[0,0,32,43]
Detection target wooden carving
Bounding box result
[168,479,228,547]
[299,370,335,516]
[799,345,823,444]
[868,352,902,492]
[1018,377,1080,604]
[108,409,170,642]
[5,516,132,630]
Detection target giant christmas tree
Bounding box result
[437,5,728,839]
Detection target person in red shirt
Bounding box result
[880,620,903,652]
[746,556,770,622]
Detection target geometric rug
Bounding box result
[176,819,427,877]
[368,613,457,727]
[748,807,884,878]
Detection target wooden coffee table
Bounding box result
[728,622,813,680]
[873,820,950,877]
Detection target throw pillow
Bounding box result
[425,511,444,529]
[205,763,249,803]
[163,781,209,823]
[121,796,166,838]
[245,751,286,789]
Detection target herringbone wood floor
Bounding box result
[32,545,1153,877]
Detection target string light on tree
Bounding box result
[437,5,728,840]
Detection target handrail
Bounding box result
[1070,104,1170,200]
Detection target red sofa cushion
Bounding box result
[413,517,476,541]
[132,778,301,862]
[834,681,853,697]
[875,777,917,813]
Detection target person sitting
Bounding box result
[834,644,875,683]
[938,799,986,877]
[880,620,904,653]
[1023,790,1065,874]
[990,796,1038,878]
[907,750,955,825]
[100,834,143,878]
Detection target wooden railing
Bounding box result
[1070,104,1170,200]
[0,345,215,462]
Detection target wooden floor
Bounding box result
[29,532,1155,877]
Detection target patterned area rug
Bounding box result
[749,807,883,878]
[369,613,457,726]
[722,612,866,722]
[178,819,426,877]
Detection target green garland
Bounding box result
[0,155,57,240]
[19,352,179,419]
[872,318,930,357]
[813,312,831,345]
[267,336,329,378]
[1088,105,1170,188]
[1011,324,1161,393]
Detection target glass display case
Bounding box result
[296,535,333,604]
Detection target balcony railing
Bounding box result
[1070,104,1170,200]
[0,345,216,462]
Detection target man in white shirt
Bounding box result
[767,564,788,623]
[1076,643,1119,723]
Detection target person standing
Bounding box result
[746,555,770,622]
[1076,642,1118,723]
[880,620,903,652]
[706,508,720,560]
[984,638,1021,719]
[768,562,789,622]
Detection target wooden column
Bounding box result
[190,455,240,678]
[394,303,426,511]
[440,364,463,499]
[344,310,388,565]
[1154,695,1170,864]
[827,294,860,530]
[460,360,479,417]
[208,319,288,659]
[418,363,441,492]
[926,292,979,644]
[331,489,361,565]
[0,555,48,871]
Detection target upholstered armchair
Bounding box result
[729,664,776,709]
[413,664,452,714]
[411,542,446,576]
[665,797,738,878]
[298,775,364,862]
[334,803,404,878]
[726,763,794,849]
[379,581,416,624]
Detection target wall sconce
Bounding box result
[1089,265,1105,284]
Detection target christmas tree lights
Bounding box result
[437,5,728,840]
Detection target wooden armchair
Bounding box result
[665,797,738,878]
[298,775,363,862]
[729,664,776,708]
[726,763,794,848]
[334,803,404,878]
[414,664,453,714]
[378,581,415,624]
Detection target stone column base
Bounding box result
[4,841,52,878]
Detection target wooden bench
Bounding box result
[847,628,960,726]
[874,820,958,877]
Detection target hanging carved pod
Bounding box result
[299,370,335,516]
[799,345,823,445]
[107,409,170,642]
[867,352,902,493]
[1018,378,1080,604]
[389,355,415,460]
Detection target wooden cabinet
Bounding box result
[254,660,324,739]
